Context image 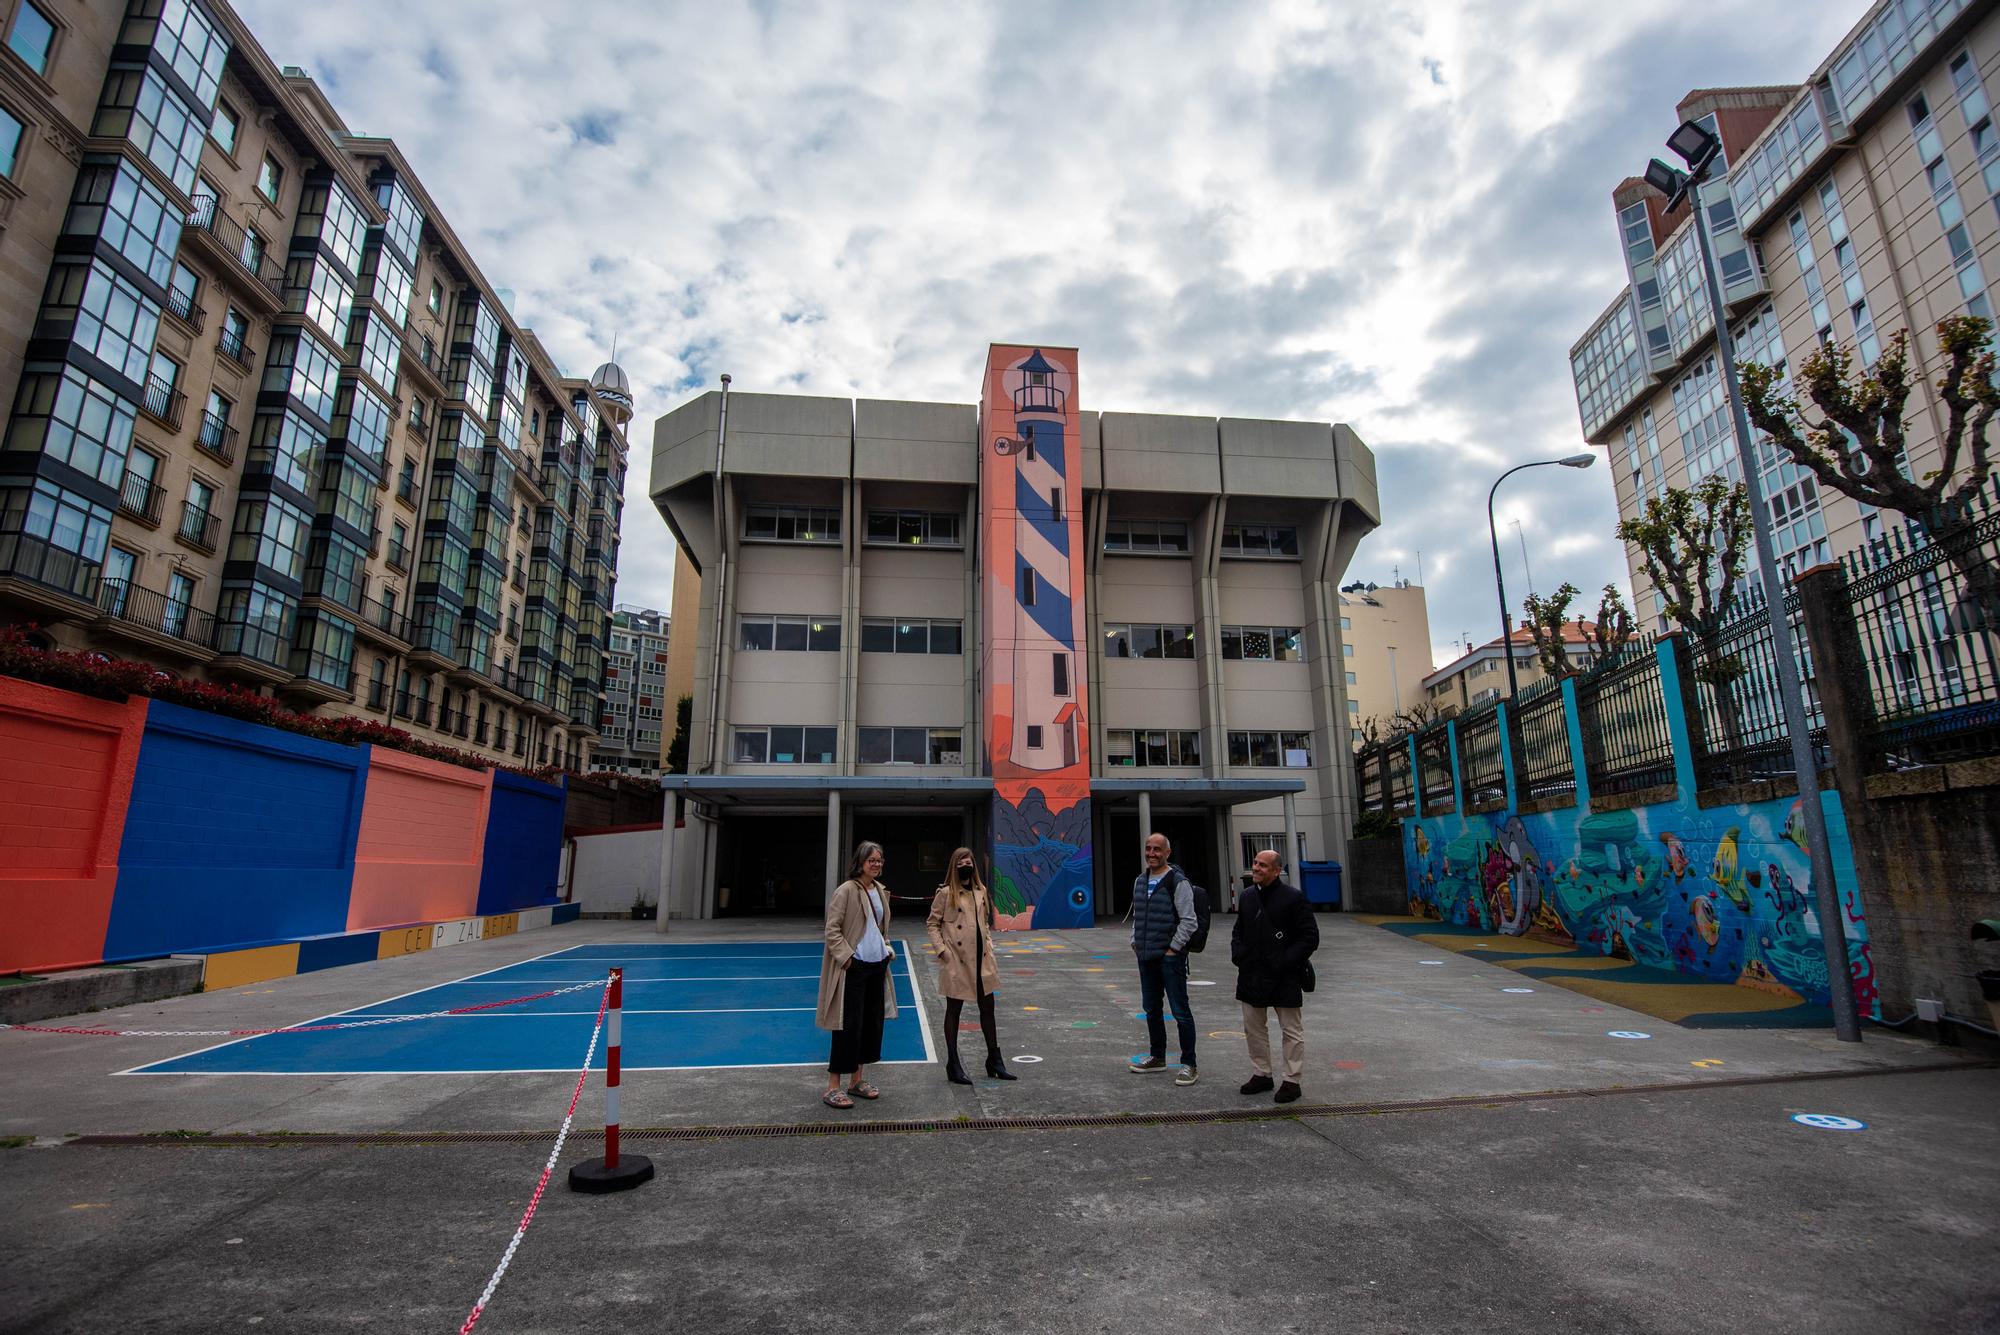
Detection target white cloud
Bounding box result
[238,0,1866,664]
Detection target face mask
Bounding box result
[957,864,973,883]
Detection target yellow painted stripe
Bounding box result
[376,926,436,959]
[481,913,520,939]
[203,944,301,990]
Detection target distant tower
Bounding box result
[590,346,633,426]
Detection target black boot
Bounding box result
[945,1050,973,1085]
[985,1051,1018,1081]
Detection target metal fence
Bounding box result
[1385,739,1413,815]
[1455,701,1505,809]
[1417,725,1455,814]
[1577,640,1677,796]
[1844,483,2000,766]
[1515,672,1574,802]
[1686,587,1827,788]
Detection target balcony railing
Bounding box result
[359,590,408,641]
[165,285,206,332]
[386,540,408,573]
[177,501,221,553]
[217,325,253,366]
[117,473,165,525]
[185,195,285,302]
[414,699,434,727]
[367,679,390,711]
[396,474,418,506]
[475,720,490,746]
[196,410,238,464]
[394,689,414,720]
[95,578,214,648]
[0,531,99,601]
[141,375,186,431]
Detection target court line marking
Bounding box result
[904,940,939,1067]
[115,945,572,1077]
[119,1058,936,1075]
[342,1007,826,1018]
[437,974,829,983]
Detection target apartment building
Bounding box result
[1337,579,1433,736]
[593,603,667,776]
[1421,622,1601,716]
[0,0,629,772]
[1570,0,2000,627]
[650,346,1380,923]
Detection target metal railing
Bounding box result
[177,501,221,552]
[118,472,164,524]
[217,325,253,365]
[358,590,408,641]
[185,195,285,302]
[1687,590,1826,788]
[1455,700,1505,809]
[165,285,205,331]
[1577,641,1677,796]
[141,375,185,430]
[1512,672,1574,802]
[96,579,213,648]
[1845,482,2000,765]
[196,410,238,464]
[1416,724,1455,815]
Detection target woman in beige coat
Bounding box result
[817,841,899,1109]
[926,847,1016,1085]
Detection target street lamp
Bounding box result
[1487,452,1595,707]
[1646,117,1860,1043]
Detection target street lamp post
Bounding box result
[1487,453,1595,706]
[1647,121,1860,1043]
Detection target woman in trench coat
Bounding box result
[926,847,1016,1084]
[817,841,899,1109]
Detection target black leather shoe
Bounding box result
[1239,1075,1275,1096]
[985,1052,1018,1081]
[945,1053,973,1085]
[1274,1081,1303,1104]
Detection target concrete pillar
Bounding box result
[825,789,843,904]
[1282,789,1299,878]
[654,795,674,934]
[1137,790,1152,845]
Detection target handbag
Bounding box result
[1300,959,1317,993]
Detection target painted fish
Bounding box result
[1781,800,1808,854]
[1660,832,1691,879]
[1710,826,1751,911]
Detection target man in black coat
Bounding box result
[1230,848,1320,1104]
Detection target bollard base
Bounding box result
[568,1154,655,1194]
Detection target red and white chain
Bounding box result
[458,977,612,1334]
[0,978,604,1038]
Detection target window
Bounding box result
[0,104,20,177]
[858,726,961,765]
[429,279,443,314]
[1221,524,1299,558]
[1026,725,1044,749]
[40,259,160,386]
[863,509,961,547]
[1227,731,1314,768]
[4,365,138,488]
[1053,652,1069,695]
[858,617,961,654]
[1049,488,1063,523]
[732,725,836,764]
[738,614,840,652]
[210,100,238,155]
[66,159,181,290]
[1020,566,1035,606]
[92,67,204,193]
[1239,832,1309,873]
[218,306,249,363]
[7,2,54,75]
[257,154,283,205]
[1104,729,1201,767]
[283,255,354,347]
[1103,518,1190,553]
[1221,626,1307,662]
[742,504,839,542]
[1102,622,1196,659]
[165,571,195,635]
[261,329,342,423]
[1343,643,1354,657]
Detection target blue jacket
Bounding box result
[1129,866,1197,959]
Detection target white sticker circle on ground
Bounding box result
[1417,960,1445,965]
[1502,987,1535,993]
[1188,980,1217,986]
[1606,1030,1652,1040]
[1792,1113,1866,1131]
[1011,1055,1044,1064]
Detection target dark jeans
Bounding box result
[828,957,888,1075]
[1138,953,1196,1067]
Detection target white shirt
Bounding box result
[853,886,890,964]
[1146,871,1166,896]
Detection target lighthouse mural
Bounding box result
[980,346,1093,929]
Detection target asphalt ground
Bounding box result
[3,916,1995,1333]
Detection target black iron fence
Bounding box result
[1455,700,1505,810]
[96,579,213,648]
[1685,587,1827,788]
[1417,726,1455,815]
[1515,672,1574,801]
[1576,641,1677,797]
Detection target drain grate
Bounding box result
[58,1059,1991,1149]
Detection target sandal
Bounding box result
[822,1089,855,1109]
[846,1081,880,1100]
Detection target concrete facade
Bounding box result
[1336,580,1434,733]
[1569,0,2000,624]
[650,361,1380,922]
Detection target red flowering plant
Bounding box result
[0,624,555,781]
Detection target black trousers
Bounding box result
[828,957,888,1075]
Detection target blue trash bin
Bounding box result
[1299,860,1343,910]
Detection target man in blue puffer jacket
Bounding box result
[1127,831,1200,1086]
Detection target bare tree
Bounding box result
[1740,316,1998,627]
[1583,583,1636,670]
[1522,582,1581,681]
[1522,582,1636,680]
[1616,477,1753,747]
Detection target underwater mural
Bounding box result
[1404,790,1876,1015]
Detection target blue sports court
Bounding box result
[125,942,935,1076]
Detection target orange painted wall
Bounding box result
[0,678,148,972]
[346,747,493,931]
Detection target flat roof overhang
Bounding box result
[661,775,1304,811]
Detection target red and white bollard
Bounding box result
[569,966,654,1193]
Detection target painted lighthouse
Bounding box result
[979,346,1093,928]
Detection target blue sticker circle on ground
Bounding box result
[1606,1030,1652,1039]
[1502,987,1534,993]
[1792,1113,1866,1131]
[1133,1011,1147,1020]
[1012,1055,1044,1064]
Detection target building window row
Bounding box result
[1105,728,1201,767]
[865,509,960,547]
[1103,622,1195,659]
[860,617,962,654]
[744,504,838,543]
[857,726,961,765]
[1220,524,1299,558]
[1104,518,1190,554]
[1222,625,1307,662]
[1227,730,1314,768]
[738,614,840,652]
[732,725,838,765]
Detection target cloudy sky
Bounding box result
[240,0,1865,671]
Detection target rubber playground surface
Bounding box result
[1353,914,1839,1027]
[125,941,932,1075]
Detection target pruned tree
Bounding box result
[1521,582,1581,681]
[1386,698,1450,737]
[1740,316,1999,627]
[1524,582,1639,681]
[1583,583,1636,670]
[1616,476,1752,746]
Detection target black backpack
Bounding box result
[1183,874,1213,953]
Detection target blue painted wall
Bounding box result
[103,700,368,960]
[476,770,567,914]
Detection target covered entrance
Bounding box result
[1091,777,1308,919]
